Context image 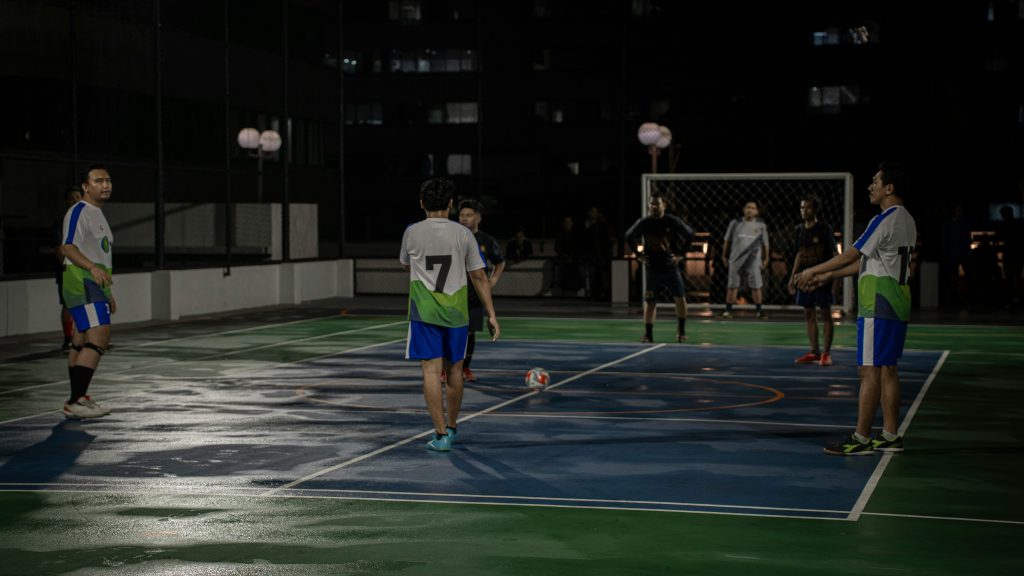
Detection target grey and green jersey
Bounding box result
[61,200,113,308]
[400,217,485,327]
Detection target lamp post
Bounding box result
[237,127,282,204]
[637,122,664,173]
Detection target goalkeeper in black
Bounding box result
[625,193,696,343]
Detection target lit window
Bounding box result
[389,0,421,22]
[446,154,472,175]
[446,102,478,124]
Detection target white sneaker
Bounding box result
[81,396,111,416]
[63,399,107,419]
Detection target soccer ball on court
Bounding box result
[525,367,550,389]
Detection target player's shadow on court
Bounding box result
[0,421,96,485]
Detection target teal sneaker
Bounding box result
[824,434,875,456]
[446,426,458,446]
[426,432,451,452]
[871,435,904,453]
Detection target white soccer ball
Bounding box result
[525,367,550,389]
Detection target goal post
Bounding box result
[639,172,854,315]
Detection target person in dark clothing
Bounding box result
[625,193,695,343]
[788,196,838,366]
[457,199,505,382]
[505,227,534,265]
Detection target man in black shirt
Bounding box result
[625,194,695,343]
[788,196,838,366]
[458,200,505,382]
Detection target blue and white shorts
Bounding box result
[406,321,469,363]
[857,317,907,367]
[69,301,111,333]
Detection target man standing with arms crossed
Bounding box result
[797,162,917,455]
[61,164,116,419]
[401,178,500,452]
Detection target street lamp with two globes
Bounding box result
[637,122,672,173]
[236,127,282,204]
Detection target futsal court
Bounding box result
[0,302,1021,575]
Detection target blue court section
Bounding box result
[0,341,943,521]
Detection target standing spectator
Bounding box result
[53,186,83,351]
[581,206,613,301]
[625,194,695,343]
[721,201,770,319]
[505,227,534,265]
[60,164,116,419]
[996,205,1023,305]
[554,215,583,295]
[796,162,917,455]
[788,196,838,366]
[457,199,505,382]
[940,204,972,307]
[400,178,500,452]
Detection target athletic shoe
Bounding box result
[446,426,458,445]
[794,351,821,364]
[756,311,768,320]
[426,432,452,452]
[463,368,477,382]
[62,399,106,419]
[871,435,904,452]
[719,311,733,319]
[824,434,874,456]
[676,333,687,343]
[640,335,653,343]
[819,352,833,367]
[81,395,111,416]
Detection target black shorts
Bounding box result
[468,305,484,332]
[643,266,686,302]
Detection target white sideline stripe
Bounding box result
[0,337,406,427]
[1,483,1021,525]
[482,412,852,429]
[260,345,666,496]
[847,350,949,521]
[0,312,343,369]
[0,320,405,396]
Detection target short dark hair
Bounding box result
[78,163,108,187]
[878,161,906,198]
[419,178,455,211]
[458,199,483,214]
[801,195,819,210]
[649,193,668,209]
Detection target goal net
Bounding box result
[640,173,854,314]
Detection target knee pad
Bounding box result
[83,342,106,356]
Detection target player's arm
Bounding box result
[760,227,771,269]
[61,243,112,288]
[795,247,860,290]
[469,268,500,341]
[489,260,506,287]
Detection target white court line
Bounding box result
[2,483,1021,525]
[482,412,852,429]
[0,337,406,427]
[260,345,667,496]
[0,312,345,369]
[0,320,405,396]
[847,350,950,521]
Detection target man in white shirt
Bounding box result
[60,164,116,419]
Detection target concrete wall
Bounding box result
[0,259,355,337]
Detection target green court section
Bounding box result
[1,313,1022,574]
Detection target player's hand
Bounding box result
[109,297,117,314]
[787,278,796,295]
[487,316,501,342]
[90,266,112,288]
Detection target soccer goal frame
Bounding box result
[640,172,854,315]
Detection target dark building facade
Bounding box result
[1,0,1021,278]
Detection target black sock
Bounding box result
[447,425,457,432]
[725,303,733,312]
[435,431,446,440]
[756,303,762,313]
[69,365,95,403]
[677,317,686,335]
[644,323,653,339]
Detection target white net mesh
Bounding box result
[641,173,854,313]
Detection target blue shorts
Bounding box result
[644,266,686,301]
[857,317,907,367]
[406,321,469,362]
[69,302,111,333]
[796,286,834,309]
